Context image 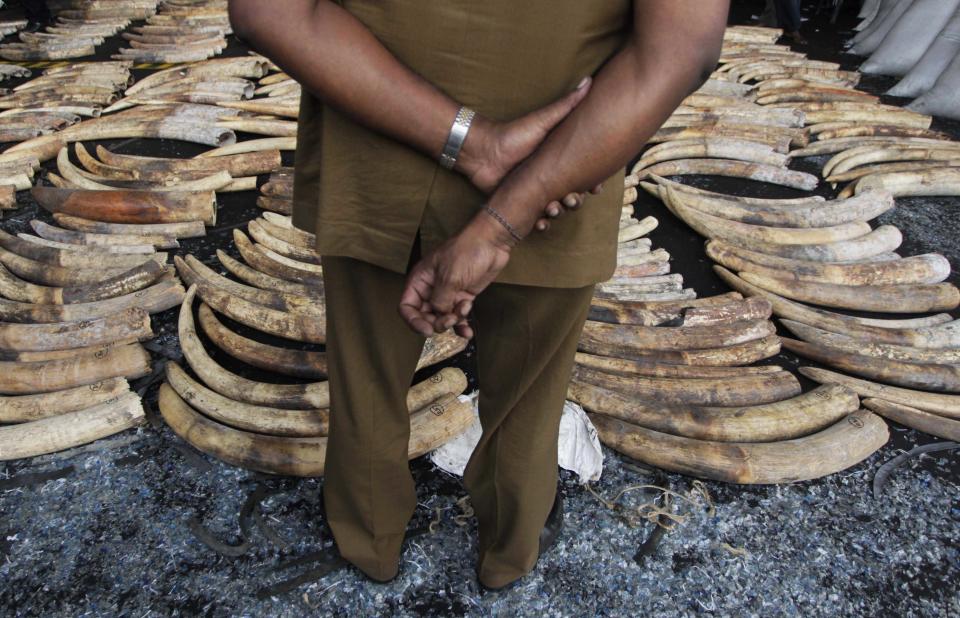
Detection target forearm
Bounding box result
[228,0,481,171]
[483,1,729,243]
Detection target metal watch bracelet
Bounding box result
[439,106,476,170]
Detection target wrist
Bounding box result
[470,205,519,251]
[454,114,500,192]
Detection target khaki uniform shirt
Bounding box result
[292,1,632,288]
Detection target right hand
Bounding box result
[457,77,600,230]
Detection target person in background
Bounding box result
[229,0,729,591]
[18,1,52,32]
[775,0,807,44]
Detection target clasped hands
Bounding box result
[398,78,597,339]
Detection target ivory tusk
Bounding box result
[0,260,169,305]
[738,270,960,314]
[0,377,129,423]
[672,187,894,228]
[178,285,328,409]
[801,367,960,420]
[0,279,185,324]
[233,229,324,287]
[176,255,321,317]
[0,342,151,395]
[197,304,327,380]
[707,241,950,286]
[783,337,960,393]
[579,318,775,356]
[0,391,145,461]
[50,213,205,240]
[571,378,857,442]
[781,320,960,366]
[715,266,960,349]
[862,399,960,443]
[589,409,887,484]
[217,249,320,298]
[195,137,296,157]
[662,186,870,246]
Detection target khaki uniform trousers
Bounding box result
[321,255,594,588]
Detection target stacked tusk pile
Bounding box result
[624,25,960,451]
[160,266,472,474]
[113,0,230,64]
[0,19,27,38]
[256,168,293,214]
[0,1,158,61]
[0,161,180,457]
[104,56,269,113]
[570,133,890,483]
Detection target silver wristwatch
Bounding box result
[439,106,476,170]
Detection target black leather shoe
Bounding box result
[480,494,564,592]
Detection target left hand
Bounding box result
[398,213,514,339]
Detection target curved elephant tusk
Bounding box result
[572,364,800,407]
[571,378,857,442]
[579,318,774,357]
[641,158,817,191]
[589,409,887,484]
[662,186,870,246]
[0,278,185,324]
[707,241,950,287]
[862,399,960,443]
[0,391,145,461]
[0,260,169,305]
[196,304,327,380]
[783,338,960,394]
[176,255,321,317]
[31,219,179,250]
[33,187,216,226]
[51,213,205,240]
[0,342,150,395]
[247,219,319,264]
[738,270,960,313]
[233,229,323,287]
[178,285,328,409]
[216,249,320,298]
[0,377,130,423]
[781,320,960,366]
[801,367,960,420]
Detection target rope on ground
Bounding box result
[586,480,715,530]
[453,495,474,527]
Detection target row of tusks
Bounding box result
[0,6,152,61]
[611,38,960,467]
[157,284,472,477]
[570,287,890,484]
[112,1,231,64]
[150,200,472,473]
[572,35,960,481]
[582,175,889,483]
[0,170,185,459]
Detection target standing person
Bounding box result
[229,0,729,591]
[775,0,807,44]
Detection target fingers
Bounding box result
[535,218,551,232]
[530,76,592,133]
[453,300,475,339]
[591,183,603,195]
[562,193,584,209]
[398,264,439,337]
[454,320,474,340]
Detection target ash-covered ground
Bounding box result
[2,2,959,616]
